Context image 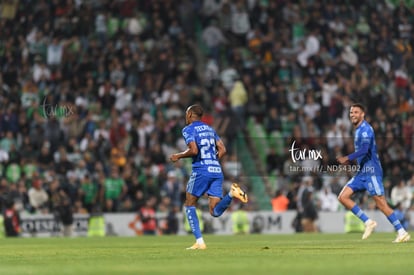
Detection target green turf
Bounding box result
[0,233,412,275]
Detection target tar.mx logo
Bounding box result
[40,97,75,119]
[289,140,322,163]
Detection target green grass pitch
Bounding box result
[0,233,412,275]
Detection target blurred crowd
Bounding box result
[0,0,413,229]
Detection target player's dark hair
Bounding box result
[188,104,204,118]
[351,103,365,112]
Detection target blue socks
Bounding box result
[387,212,403,231]
[186,194,234,240]
[212,194,232,217]
[351,205,369,223]
[352,205,404,231]
[185,206,202,239]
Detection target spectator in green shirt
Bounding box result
[79,174,98,213]
[104,168,126,212]
[6,163,21,183]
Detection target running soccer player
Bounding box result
[170,104,248,249]
[337,103,410,243]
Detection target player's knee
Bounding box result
[210,209,220,217]
[184,199,196,207]
[337,193,347,203]
[185,202,196,208]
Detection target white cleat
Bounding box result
[186,243,207,250]
[362,220,377,240]
[393,232,411,243]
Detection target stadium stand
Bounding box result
[0,0,413,220]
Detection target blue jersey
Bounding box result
[351,120,383,178]
[182,121,223,175]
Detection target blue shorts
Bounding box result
[346,175,384,196]
[186,171,224,198]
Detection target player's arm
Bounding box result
[347,142,369,161]
[337,129,370,164]
[337,143,369,164]
[216,138,226,160]
[170,141,198,162]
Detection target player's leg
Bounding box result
[337,185,357,210]
[208,176,231,217]
[338,178,376,239]
[184,192,206,249]
[338,185,369,223]
[209,196,225,217]
[208,178,248,217]
[184,172,207,249]
[372,195,411,243]
[367,175,409,242]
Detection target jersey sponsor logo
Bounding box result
[201,160,220,166]
[194,125,210,131]
[207,167,222,173]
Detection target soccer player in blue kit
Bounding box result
[170,104,248,249]
[337,103,410,242]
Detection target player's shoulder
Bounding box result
[360,121,374,134]
[361,120,373,130]
[183,124,191,132]
[182,124,193,138]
